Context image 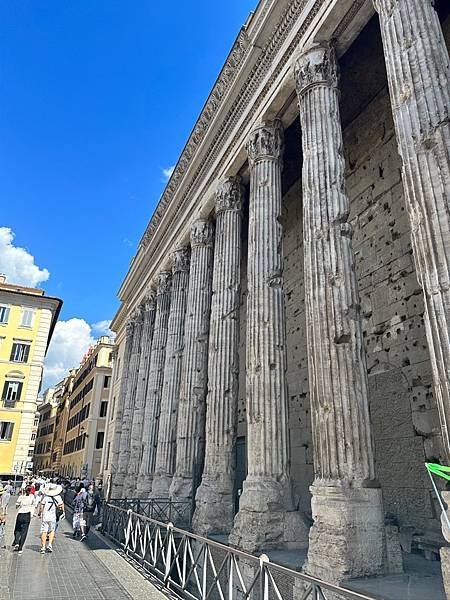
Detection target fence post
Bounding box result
[165,522,174,583]
[259,554,269,600]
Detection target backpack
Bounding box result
[52,497,64,521]
[85,492,95,511]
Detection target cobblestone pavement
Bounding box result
[0,503,166,600]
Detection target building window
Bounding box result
[34,417,39,426]
[0,305,10,324]
[28,448,34,457]
[2,380,23,404]
[99,401,108,418]
[10,342,31,363]
[95,431,104,450]
[31,432,36,441]
[110,397,115,421]
[20,308,35,328]
[103,375,110,388]
[0,421,14,441]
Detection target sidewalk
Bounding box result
[0,503,166,600]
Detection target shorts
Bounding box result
[40,520,57,534]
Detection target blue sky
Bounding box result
[0,1,256,387]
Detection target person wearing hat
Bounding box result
[37,483,64,554]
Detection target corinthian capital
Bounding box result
[190,219,214,248]
[215,176,244,215]
[246,120,283,167]
[125,319,135,337]
[143,290,156,312]
[294,43,338,96]
[372,0,398,15]
[171,246,190,273]
[156,271,172,295]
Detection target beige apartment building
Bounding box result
[50,370,76,474]
[60,337,113,480]
[33,387,58,474]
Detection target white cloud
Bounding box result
[43,318,95,390]
[0,227,50,287]
[162,165,175,180]
[42,317,115,390]
[92,319,115,339]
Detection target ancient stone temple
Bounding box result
[104,0,450,586]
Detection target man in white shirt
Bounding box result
[37,483,64,554]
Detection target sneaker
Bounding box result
[80,534,86,542]
[13,544,19,551]
[18,550,23,555]
[47,545,53,553]
[40,547,46,554]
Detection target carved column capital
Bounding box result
[246,120,283,167]
[215,176,244,215]
[171,246,190,273]
[294,43,338,96]
[125,319,135,337]
[156,271,172,295]
[143,290,156,312]
[190,219,214,248]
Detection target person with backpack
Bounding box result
[82,483,101,540]
[37,483,64,554]
[72,484,87,539]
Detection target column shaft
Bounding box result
[229,121,308,552]
[136,272,172,497]
[169,220,214,501]
[193,177,243,535]
[152,248,190,497]
[374,0,450,458]
[295,44,383,583]
[123,293,156,495]
[110,319,136,498]
[116,308,144,497]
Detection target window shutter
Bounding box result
[16,382,23,401]
[23,345,30,363]
[10,344,16,361]
[1,381,8,400]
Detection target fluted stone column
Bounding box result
[115,306,144,497]
[229,121,308,553]
[110,326,133,498]
[152,248,190,497]
[124,292,157,495]
[374,0,450,460]
[169,220,214,501]
[295,45,384,583]
[136,271,172,497]
[193,177,243,535]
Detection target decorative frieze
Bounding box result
[295,43,384,583]
[152,248,190,497]
[193,177,243,535]
[136,271,172,497]
[170,220,214,502]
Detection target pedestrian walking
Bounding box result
[72,485,86,539]
[0,483,12,516]
[37,483,64,554]
[82,483,101,539]
[0,514,6,550]
[12,486,35,554]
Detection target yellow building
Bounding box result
[60,337,113,480]
[0,274,62,477]
[50,371,76,474]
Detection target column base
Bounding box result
[169,475,193,501]
[440,547,450,599]
[135,476,153,499]
[228,476,309,553]
[110,472,126,499]
[151,473,172,499]
[304,483,384,584]
[192,474,234,536]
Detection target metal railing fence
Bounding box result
[109,496,191,527]
[101,503,381,600]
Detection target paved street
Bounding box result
[0,504,166,600]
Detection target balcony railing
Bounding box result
[101,503,380,600]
